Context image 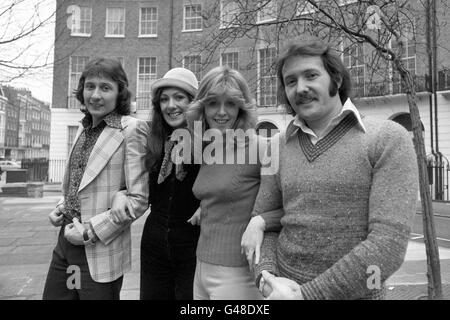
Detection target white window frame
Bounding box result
[257,0,277,24]
[220,0,240,29]
[183,4,203,32]
[70,6,92,37]
[257,47,277,107]
[136,57,157,110]
[105,7,125,37]
[338,0,358,6]
[68,56,89,109]
[139,7,158,37]
[342,39,365,97]
[183,55,202,81]
[220,51,239,70]
[296,0,322,15]
[391,21,416,94]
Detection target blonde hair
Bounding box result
[186,66,257,135]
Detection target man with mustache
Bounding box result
[242,41,419,300]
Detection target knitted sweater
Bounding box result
[254,114,419,300]
[193,134,266,267]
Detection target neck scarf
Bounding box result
[157,137,187,184]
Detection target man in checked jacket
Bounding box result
[42,58,149,300]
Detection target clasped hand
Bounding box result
[259,270,303,300]
[49,203,65,227]
[110,191,135,224]
[64,222,85,246]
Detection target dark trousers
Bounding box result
[140,216,199,300]
[42,226,123,300]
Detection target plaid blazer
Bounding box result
[61,115,149,283]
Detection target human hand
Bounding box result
[110,191,134,224]
[241,216,265,270]
[187,207,201,226]
[259,273,273,298]
[48,204,65,227]
[260,274,300,298]
[261,270,303,300]
[64,223,85,246]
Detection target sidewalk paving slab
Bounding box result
[1,194,450,300]
[386,284,450,300]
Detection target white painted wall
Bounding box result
[256,106,294,132]
[49,108,84,182]
[49,109,150,182]
[356,91,450,163]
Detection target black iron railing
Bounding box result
[21,158,49,182]
[427,153,450,202]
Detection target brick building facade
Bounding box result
[0,86,51,161]
[50,0,450,198]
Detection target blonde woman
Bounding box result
[186,66,266,300]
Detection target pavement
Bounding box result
[0,183,449,300]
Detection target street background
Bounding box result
[0,184,450,300]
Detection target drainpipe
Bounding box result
[168,0,174,69]
[426,0,435,157]
[431,0,444,199]
[432,0,439,155]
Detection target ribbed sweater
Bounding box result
[254,114,419,300]
[193,135,266,267]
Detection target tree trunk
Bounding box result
[395,60,443,299]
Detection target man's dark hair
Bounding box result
[276,41,352,115]
[75,58,132,115]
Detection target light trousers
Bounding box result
[193,259,263,300]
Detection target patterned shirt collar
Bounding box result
[285,98,366,143]
[81,111,123,129]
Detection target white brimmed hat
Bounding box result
[151,67,198,98]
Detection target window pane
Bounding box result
[140,7,157,35]
[71,6,92,35]
[183,55,202,81]
[68,56,89,109]
[258,48,276,107]
[391,22,416,94]
[343,41,365,96]
[137,57,157,110]
[106,8,125,35]
[221,52,239,70]
[220,0,240,28]
[184,4,202,30]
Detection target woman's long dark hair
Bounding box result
[146,87,194,173]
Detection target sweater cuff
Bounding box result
[254,260,278,285]
[255,273,263,288]
[299,281,324,300]
[259,209,283,231]
[254,269,279,288]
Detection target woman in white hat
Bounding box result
[110,67,200,299]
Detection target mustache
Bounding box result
[294,93,316,104]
